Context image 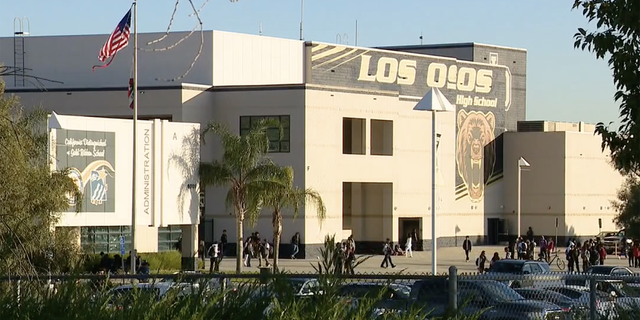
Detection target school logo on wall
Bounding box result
[56,129,116,213]
[455,110,497,203]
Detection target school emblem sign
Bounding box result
[55,129,116,213]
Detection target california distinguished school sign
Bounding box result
[307,43,512,111]
[55,129,116,213]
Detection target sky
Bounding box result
[0,0,619,124]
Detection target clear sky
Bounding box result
[1,0,619,125]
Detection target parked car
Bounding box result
[514,288,588,319]
[597,230,626,254]
[337,282,412,317]
[410,278,567,320]
[486,260,557,288]
[103,283,194,310]
[543,285,616,318]
[586,266,635,277]
[566,266,638,286]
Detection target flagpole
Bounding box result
[130,0,138,274]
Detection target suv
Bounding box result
[410,278,567,320]
[598,230,626,254]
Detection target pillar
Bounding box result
[180,224,198,271]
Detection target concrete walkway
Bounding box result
[201,246,637,275]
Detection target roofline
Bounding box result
[307,41,512,70]
[3,83,306,94]
[518,120,598,126]
[378,42,527,52]
[0,30,211,40]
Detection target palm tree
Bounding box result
[263,168,326,271]
[199,119,288,274]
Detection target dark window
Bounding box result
[158,226,183,252]
[239,115,290,153]
[81,226,131,254]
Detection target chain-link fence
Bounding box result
[2,268,640,319]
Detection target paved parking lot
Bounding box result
[203,245,640,274]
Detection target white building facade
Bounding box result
[0,30,622,257]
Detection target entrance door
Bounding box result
[399,218,422,251]
[487,218,499,245]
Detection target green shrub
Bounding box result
[0,275,483,320]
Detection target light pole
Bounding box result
[414,88,455,275]
[517,157,531,239]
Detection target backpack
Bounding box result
[383,243,391,255]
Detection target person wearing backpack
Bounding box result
[380,239,396,268]
[476,251,487,273]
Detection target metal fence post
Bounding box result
[589,274,597,320]
[221,274,227,304]
[448,266,458,313]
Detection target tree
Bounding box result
[612,175,640,238]
[263,167,326,271]
[0,80,82,275]
[573,0,640,175]
[199,119,288,274]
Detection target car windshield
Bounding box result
[598,232,618,238]
[467,281,525,302]
[588,267,615,275]
[287,280,309,293]
[488,262,523,274]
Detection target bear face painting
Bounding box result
[456,110,497,203]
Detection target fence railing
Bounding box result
[2,267,640,320]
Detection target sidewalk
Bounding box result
[200,245,636,274]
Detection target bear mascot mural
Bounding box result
[455,110,497,203]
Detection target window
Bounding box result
[239,115,290,153]
[81,226,131,254]
[370,119,393,156]
[158,226,183,252]
[343,118,366,155]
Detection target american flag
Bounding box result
[128,76,134,109]
[98,10,131,62]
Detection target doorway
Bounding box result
[398,218,422,251]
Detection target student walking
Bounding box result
[208,241,219,273]
[405,234,413,258]
[243,237,253,267]
[380,239,396,268]
[291,232,300,259]
[476,251,487,273]
[463,236,472,261]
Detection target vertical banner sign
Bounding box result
[55,129,116,213]
[120,236,126,256]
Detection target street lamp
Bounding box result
[414,87,455,275]
[517,157,531,239]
